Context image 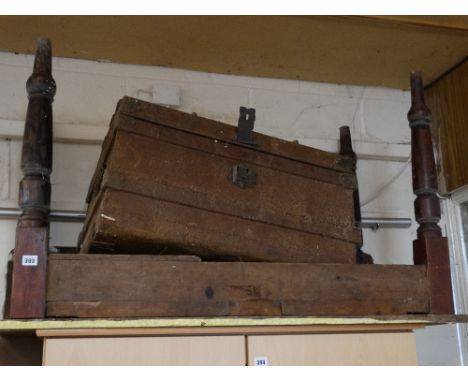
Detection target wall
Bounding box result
[0,51,461,364]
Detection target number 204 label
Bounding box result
[254,356,269,366]
[21,255,39,266]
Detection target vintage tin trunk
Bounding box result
[78,97,362,263]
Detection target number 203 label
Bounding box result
[22,255,38,267]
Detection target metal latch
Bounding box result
[230,164,257,189]
[234,107,256,145]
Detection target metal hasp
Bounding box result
[7,38,56,318]
[408,72,454,314]
[234,107,256,145]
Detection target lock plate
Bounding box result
[230,164,257,189]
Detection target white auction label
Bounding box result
[254,356,269,366]
[21,255,38,266]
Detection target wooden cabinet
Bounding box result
[246,332,417,366]
[37,323,421,366]
[43,336,245,366]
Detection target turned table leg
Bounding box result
[408,72,454,314]
[8,38,56,318]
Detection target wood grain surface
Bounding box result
[46,255,429,318]
[43,336,246,366]
[426,59,468,192]
[79,97,360,263]
[0,16,466,88]
[247,332,418,365]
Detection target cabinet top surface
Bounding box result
[1,315,466,335]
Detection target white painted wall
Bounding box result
[0,51,461,364]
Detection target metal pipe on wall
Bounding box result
[0,207,411,229]
[0,207,85,222]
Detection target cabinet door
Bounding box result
[43,335,245,366]
[247,332,417,366]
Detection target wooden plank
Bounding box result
[79,188,358,263]
[36,324,425,338]
[1,315,464,335]
[85,112,356,205]
[0,16,466,89]
[109,113,356,190]
[48,254,202,262]
[247,332,418,365]
[43,336,246,366]
[118,97,354,173]
[361,16,468,32]
[46,255,430,318]
[425,59,468,192]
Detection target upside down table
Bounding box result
[2,38,463,365]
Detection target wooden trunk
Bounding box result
[78,97,361,263]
